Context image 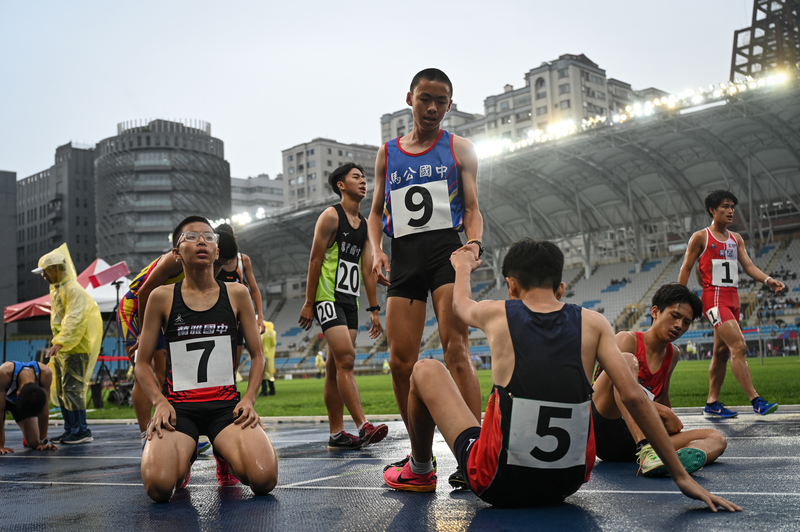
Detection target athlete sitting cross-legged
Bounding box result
[384,239,740,512]
[592,283,728,477]
[137,218,278,503]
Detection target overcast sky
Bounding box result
[1,1,752,181]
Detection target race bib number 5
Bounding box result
[507,397,590,470]
[170,336,234,391]
[390,181,453,238]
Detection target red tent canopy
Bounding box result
[4,259,128,324]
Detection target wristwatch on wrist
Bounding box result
[366,305,381,312]
[467,239,484,258]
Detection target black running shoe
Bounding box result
[327,431,362,450]
[448,466,467,490]
[50,430,71,443]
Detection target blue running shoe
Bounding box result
[753,397,778,416]
[704,401,738,418]
[197,438,212,454]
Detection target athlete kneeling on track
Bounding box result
[137,217,277,503]
[383,239,740,512]
[592,283,728,477]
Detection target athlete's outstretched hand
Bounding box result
[368,311,382,339]
[233,398,263,430]
[450,248,482,272]
[766,277,785,294]
[35,442,59,451]
[674,474,742,512]
[299,302,315,331]
[372,249,391,287]
[0,446,14,454]
[148,400,177,439]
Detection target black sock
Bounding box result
[706,401,717,408]
[751,396,760,406]
[635,439,649,453]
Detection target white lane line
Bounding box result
[581,489,800,496]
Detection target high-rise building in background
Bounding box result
[231,173,284,218]
[1,170,19,335]
[15,143,96,304]
[94,119,231,273]
[380,54,667,145]
[281,138,379,208]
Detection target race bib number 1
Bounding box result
[170,336,234,392]
[711,259,738,287]
[391,180,453,238]
[507,397,590,470]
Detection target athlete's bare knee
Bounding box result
[389,356,415,377]
[143,471,180,503]
[728,339,747,357]
[621,351,639,375]
[249,472,277,495]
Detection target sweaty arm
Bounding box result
[367,145,390,286]
[242,254,265,333]
[678,231,706,286]
[735,233,786,293]
[453,136,483,259]
[230,284,265,429]
[299,208,339,330]
[593,311,739,511]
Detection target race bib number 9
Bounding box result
[336,259,360,297]
[507,397,590,470]
[169,336,234,392]
[391,180,453,238]
[711,259,738,287]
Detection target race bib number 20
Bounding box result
[507,397,590,470]
[170,336,234,392]
[391,180,453,238]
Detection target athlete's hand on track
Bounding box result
[35,443,59,451]
[148,400,177,439]
[233,399,263,430]
[450,248,482,272]
[675,475,742,512]
[368,312,382,339]
[372,250,391,287]
[299,303,315,331]
[0,446,14,454]
[767,277,785,294]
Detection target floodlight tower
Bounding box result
[730,0,800,81]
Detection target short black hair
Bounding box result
[410,68,453,98]
[172,216,212,246]
[217,230,238,262]
[16,383,47,421]
[651,283,703,320]
[328,162,365,197]
[502,239,563,291]
[704,189,738,218]
[215,223,234,235]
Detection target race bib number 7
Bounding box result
[507,397,590,470]
[391,181,453,238]
[170,336,234,392]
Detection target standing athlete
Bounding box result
[368,68,482,487]
[678,190,784,417]
[299,163,388,450]
[592,284,727,476]
[137,218,277,502]
[384,239,740,513]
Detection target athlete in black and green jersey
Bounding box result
[299,163,388,450]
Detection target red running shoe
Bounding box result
[359,422,388,448]
[384,461,436,493]
[214,452,239,487]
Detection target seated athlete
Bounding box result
[1,361,58,453]
[118,216,238,449]
[592,283,727,477]
[136,217,277,503]
[384,239,740,512]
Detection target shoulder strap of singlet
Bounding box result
[237,253,248,287]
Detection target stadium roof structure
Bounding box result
[237,79,800,285]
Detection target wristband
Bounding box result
[467,239,484,258]
[764,277,772,285]
[39,438,48,445]
[366,305,381,312]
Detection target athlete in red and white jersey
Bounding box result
[679,190,784,418]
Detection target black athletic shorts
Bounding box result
[314,301,359,332]
[388,229,463,302]
[591,401,637,462]
[453,425,482,491]
[170,399,241,444]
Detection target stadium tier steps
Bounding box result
[748,239,800,325]
[564,259,670,326]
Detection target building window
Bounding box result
[308,160,316,168]
[309,173,316,180]
[516,112,531,121]
[338,150,343,156]
[327,160,332,167]
[346,152,353,157]
[535,77,546,88]
[499,101,510,111]
[298,176,305,184]
[536,106,547,116]
[289,178,295,185]
[311,185,316,192]
[591,74,604,85]
[327,148,332,154]
[288,155,293,161]
[288,167,294,174]
[324,171,330,177]
[146,136,151,146]
[561,100,571,109]
[307,149,315,155]
[559,84,570,95]
[486,105,495,114]
[536,91,547,100]
[557,68,568,79]
[76,198,80,207]
[597,91,606,100]
[76,216,80,226]
[76,235,80,244]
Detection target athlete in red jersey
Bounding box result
[136,218,277,503]
[679,190,784,417]
[592,284,727,477]
[384,240,740,512]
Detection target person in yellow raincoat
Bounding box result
[33,244,102,444]
[259,321,277,396]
